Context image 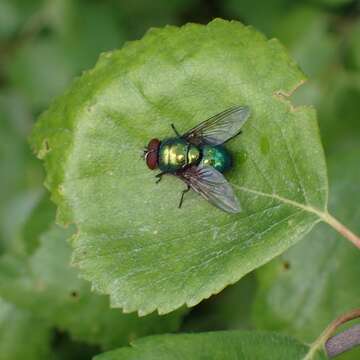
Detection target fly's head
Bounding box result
[143,138,160,170]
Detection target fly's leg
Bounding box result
[171,123,181,137]
[178,185,191,209]
[155,172,166,184]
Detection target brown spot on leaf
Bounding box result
[70,291,79,299]
[283,261,291,270]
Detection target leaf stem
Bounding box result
[303,308,360,360]
[234,185,360,249]
[319,212,360,249]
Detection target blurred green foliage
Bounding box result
[0,0,359,359]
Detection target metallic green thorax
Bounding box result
[158,138,231,173]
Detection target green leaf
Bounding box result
[0,298,51,360]
[337,341,360,360]
[0,224,184,349]
[252,146,360,347]
[94,331,327,360]
[31,19,328,315]
[0,92,43,254]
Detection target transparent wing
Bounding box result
[180,165,241,213]
[183,106,250,146]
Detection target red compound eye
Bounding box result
[145,138,160,170]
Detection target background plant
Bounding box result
[0,0,359,359]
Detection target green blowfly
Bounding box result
[143,106,250,213]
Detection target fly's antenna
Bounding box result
[140,147,148,160]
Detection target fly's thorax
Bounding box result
[159,138,187,172]
[158,138,201,172]
[199,145,232,173]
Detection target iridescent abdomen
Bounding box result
[199,145,232,173]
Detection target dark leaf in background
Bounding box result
[4,0,125,110]
[0,298,52,360]
[115,0,198,38]
[181,273,256,333]
[223,0,293,36]
[21,193,56,253]
[0,92,43,254]
[0,219,184,350]
[0,0,44,40]
[345,20,360,71]
[94,331,327,360]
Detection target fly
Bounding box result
[143,106,250,213]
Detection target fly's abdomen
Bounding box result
[200,145,232,173]
[187,145,201,166]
